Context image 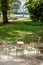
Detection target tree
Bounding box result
[0,0,21,23]
[25,0,43,22]
[0,0,8,23]
[0,1,1,17]
[11,0,21,14]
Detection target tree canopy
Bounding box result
[25,0,43,22]
[11,0,21,13]
[0,0,21,23]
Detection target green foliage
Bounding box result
[25,0,43,22]
[0,0,21,23]
[0,0,12,10]
[0,0,1,11]
[0,0,21,11]
[0,0,8,10]
[11,0,21,13]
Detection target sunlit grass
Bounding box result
[0,23,43,43]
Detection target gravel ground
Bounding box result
[0,50,43,65]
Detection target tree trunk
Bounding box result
[2,9,8,24]
[1,0,8,24]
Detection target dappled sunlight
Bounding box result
[12,58,25,62]
[0,51,25,62]
[39,62,43,65]
[14,30,34,34]
[0,48,43,65]
[0,54,9,62]
[0,27,3,29]
[0,0,43,64]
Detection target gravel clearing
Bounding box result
[0,50,43,65]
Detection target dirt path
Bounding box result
[0,50,43,65]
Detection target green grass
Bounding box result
[0,17,2,21]
[23,21,42,26]
[0,23,43,44]
[10,20,43,26]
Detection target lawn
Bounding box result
[0,22,43,44]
